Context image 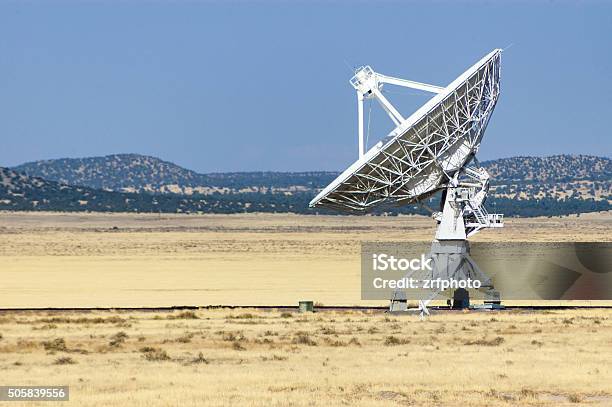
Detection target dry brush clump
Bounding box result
[166,311,199,320]
[139,346,171,362]
[568,393,583,403]
[175,332,194,343]
[463,336,505,346]
[261,354,288,362]
[53,356,77,365]
[38,316,127,325]
[232,341,246,351]
[187,352,209,365]
[109,331,129,347]
[221,331,246,342]
[226,313,256,320]
[384,336,410,346]
[42,338,68,352]
[291,331,317,346]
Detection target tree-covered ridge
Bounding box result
[13,154,611,201]
[0,164,609,217]
[3,154,611,217]
[481,155,611,183]
[13,154,338,194]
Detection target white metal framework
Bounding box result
[310,50,506,311]
[310,49,503,222]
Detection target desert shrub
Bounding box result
[189,352,209,365]
[140,347,170,361]
[292,332,317,346]
[280,312,293,318]
[53,356,76,365]
[42,338,68,352]
[109,331,129,347]
[176,333,194,343]
[228,313,255,319]
[232,342,246,351]
[261,355,287,361]
[384,336,409,346]
[33,324,57,330]
[319,326,338,335]
[519,388,537,399]
[222,331,246,342]
[39,316,126,325]
[167,311,198,320]
[349,337,361,346]
[568,393,583,403]
[464,336,505,346]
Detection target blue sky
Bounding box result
[0,1,610,173]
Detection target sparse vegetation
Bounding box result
[384,336,410,346]
[42,338,68,352]
[109,331,129,347]
[568,393,584,403]
[232,341,246,351]
[140,347,170,362]
[1,308,610,406]
[53,356,77,365]
[464,336,505,346]
[292,331,317,346]
[188,352,209,365]
[166,311,198,320]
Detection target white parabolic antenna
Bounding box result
[310,49,505,308]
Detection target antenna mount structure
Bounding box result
[310,50,505,313]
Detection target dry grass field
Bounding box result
[0,307,610,406]
[1,212,611,406]
[0,211,611,308]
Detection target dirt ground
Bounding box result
[0,211,610,308]
[0,307,610,406]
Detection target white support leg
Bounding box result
[357,92,365,157]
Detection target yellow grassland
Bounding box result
[0,308,610,406]
[0,211,611,308]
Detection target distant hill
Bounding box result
[481,155,611,202]
[13,154,336,194]
[482,155,611,183]
[5,154,611,217]
[0,167,309,213]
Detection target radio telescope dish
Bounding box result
[310,49,502,213]
[310,50,505,312]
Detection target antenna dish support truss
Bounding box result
[350,66,444,157]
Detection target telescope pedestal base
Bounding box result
[428,240,500,303]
